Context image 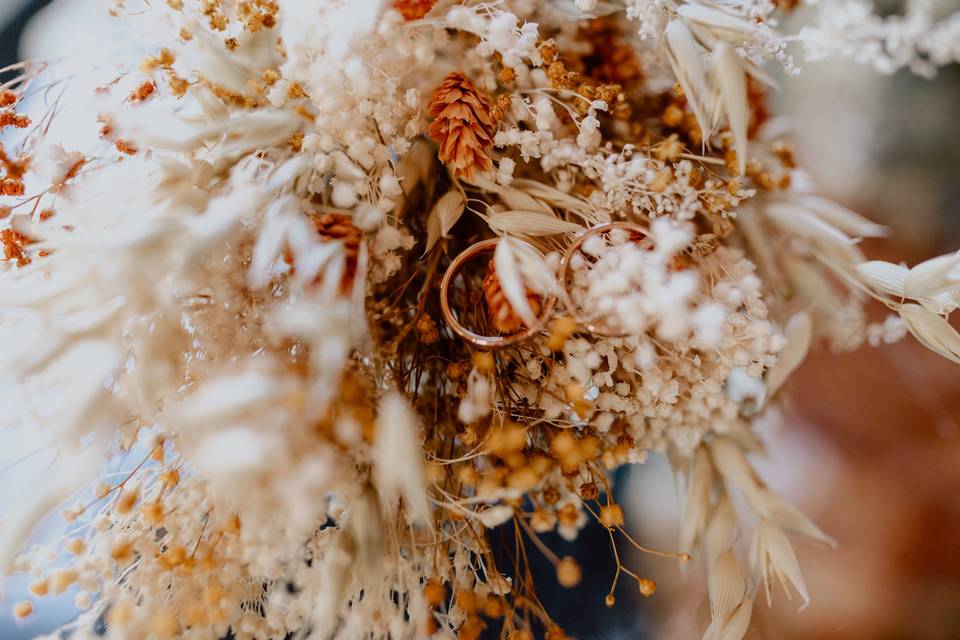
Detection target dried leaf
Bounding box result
[510,179,591,212]
[765,311,812,396]
[499,188,552,214]
[899,303,960,365]
[704,496,736,564]
[680,448,713,556]
[494,238,538,328]
[709,437,761,504]
[708,550,746,633]
[373,392,431,525]
[719,597,753,640]
[664,20,712,142]
[488,210,584,237]
[766,203,862,264]
[424,190,466,255]
[794,194,888,238]
[713,44,747,175]
[751,488,836,548]
[904,252,960,299]
[783,257,844,313]
[678,5,760,35]
[750,519,810,610]
[856,261,908,297]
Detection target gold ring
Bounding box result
[439,238,556,349]
[558,222,649,338]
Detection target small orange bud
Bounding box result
[423,579,445,607]
[637,578,656,597]
[472,350,495,374]
[28,579,49,597]
[547,317,577,351]
[65,538,86,556]
[12,600,33,619]
[50,569,78,594]
[599,503,625,529]
[115,488,139,514]
[556,556,581,588]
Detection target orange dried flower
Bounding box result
[0,110,30,129]
[1,228,31,266]
[482,258,542,334]
[312,213,362,293]
[130,81,157,102]
[427,72,495,178]
[115,139,138,155]
[394,0,435,21]
[581,19,643,87]
[0,90,17,107]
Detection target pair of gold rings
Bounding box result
[438,222,648,349]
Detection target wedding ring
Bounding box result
[439,238,556,349]
[558,222,649,338]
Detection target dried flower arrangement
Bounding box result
[1,1,960,639]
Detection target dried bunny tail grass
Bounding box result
[428,72,495,179]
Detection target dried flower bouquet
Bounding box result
[1,1,960,639]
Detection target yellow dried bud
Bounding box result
[599,503,625,529]
[107,600,132,628]
[455,589,478,612]
[12,600,33,619]
[94,483,111,499]
[556,556,581,588]
[28,579,49,597]
[111,541,134,565]
[483,594,505,618]
[50,569,78,594]
[604,594,615,608]
[65,538,86,556]
[649,168,672,192]
[662,103,684,128]
[547,317,577,351]
[424,579,445,607]
[637,578,656,597]
[115,488,139,514]
[472,351,495,375]
[141,501,165,525]
[149,610,177,638]
[563,384,591,417]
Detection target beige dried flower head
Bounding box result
[428,72,495,179]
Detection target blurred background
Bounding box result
[1,1,959,639]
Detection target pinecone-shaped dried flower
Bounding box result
[395,0,435,21]
[428,72,494,179]
[482,258,542,334]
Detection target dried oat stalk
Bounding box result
[428,72,494,179]
[483,258,542,334]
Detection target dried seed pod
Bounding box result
[427,72,494,178]
[482,258,542,334]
